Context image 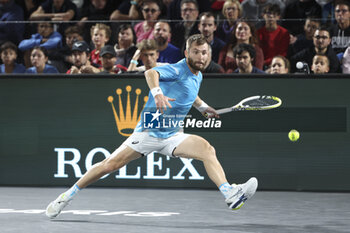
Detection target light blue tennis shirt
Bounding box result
[134,58,202,138]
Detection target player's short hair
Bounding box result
[180,0,198,10]
[233,43,256,59]
[90,23,111,39]
[137,39,158,52]
[263,3,281,16]
[199,12,216,25]
[0,41,18,54]
[185,34,209,51]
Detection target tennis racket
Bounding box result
[209,95,282,116]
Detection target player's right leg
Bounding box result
[173,134,258,210]
[45,145,142,218]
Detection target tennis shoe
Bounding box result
[45,193,70,218]
[225,177,258,210]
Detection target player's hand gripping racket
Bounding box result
[208,95,282,116]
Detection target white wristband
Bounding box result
[151,87,163,98]
[195,101,209,112]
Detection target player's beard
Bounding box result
[187,56,206,72]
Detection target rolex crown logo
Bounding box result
[108,85,148,137]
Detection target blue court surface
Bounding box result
[0,187,349,233]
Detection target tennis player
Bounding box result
[46,34,258,218]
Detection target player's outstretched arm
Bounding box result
[193,96,219,118]
[144,69,175,113]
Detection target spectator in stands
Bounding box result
[316,0,335,24]
[78,0,119,43]
[127,39,167,72]
[110,0,143,21]
[198,12,225,63]
[16,0,44,20]
[163,0,173,9]
[269,55,290,74]
[241,0,285,29]
[331,0,350,54]
[311,54,329,74]
[290,26,341,73]
[258,4,289,66]
[233,43,265,73]
[167,0,210,21]
[90,23,111,67]
[114,24,137,68]
[19,22,62,51]
[49,25,83,73]
[134,0,162,43]
[19,22,62,67]
[67,41,99,74]
[29,0,78,35]
[283,0,322,36]
[218,20,264,73]
[171,0,200,53]
[0,0,25,45]
[216,0,242,43]
[72,0,83,8]
[342,45,350,73]
[64,26,83,51]
[80,0,119,21]
[25,46,59,73]
[288,16,321,57]
[152,21,182,64]
[99,45,127,74]
[0,41,26,74]
[203,46,225,73]
[16,0,45,40]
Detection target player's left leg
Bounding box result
[173,134,258,210]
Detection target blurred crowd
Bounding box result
[1,0,350,75]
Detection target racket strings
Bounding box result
[244,98,278,107]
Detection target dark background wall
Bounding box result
[0,74,349,191]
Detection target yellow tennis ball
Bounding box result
[288,129,300,142]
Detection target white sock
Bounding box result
[219,182,234,199]
[62,184,81,201]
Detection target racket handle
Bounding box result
[215,108,233,115]
[205,108,231,117]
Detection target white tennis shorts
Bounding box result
[123,132,190,157]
